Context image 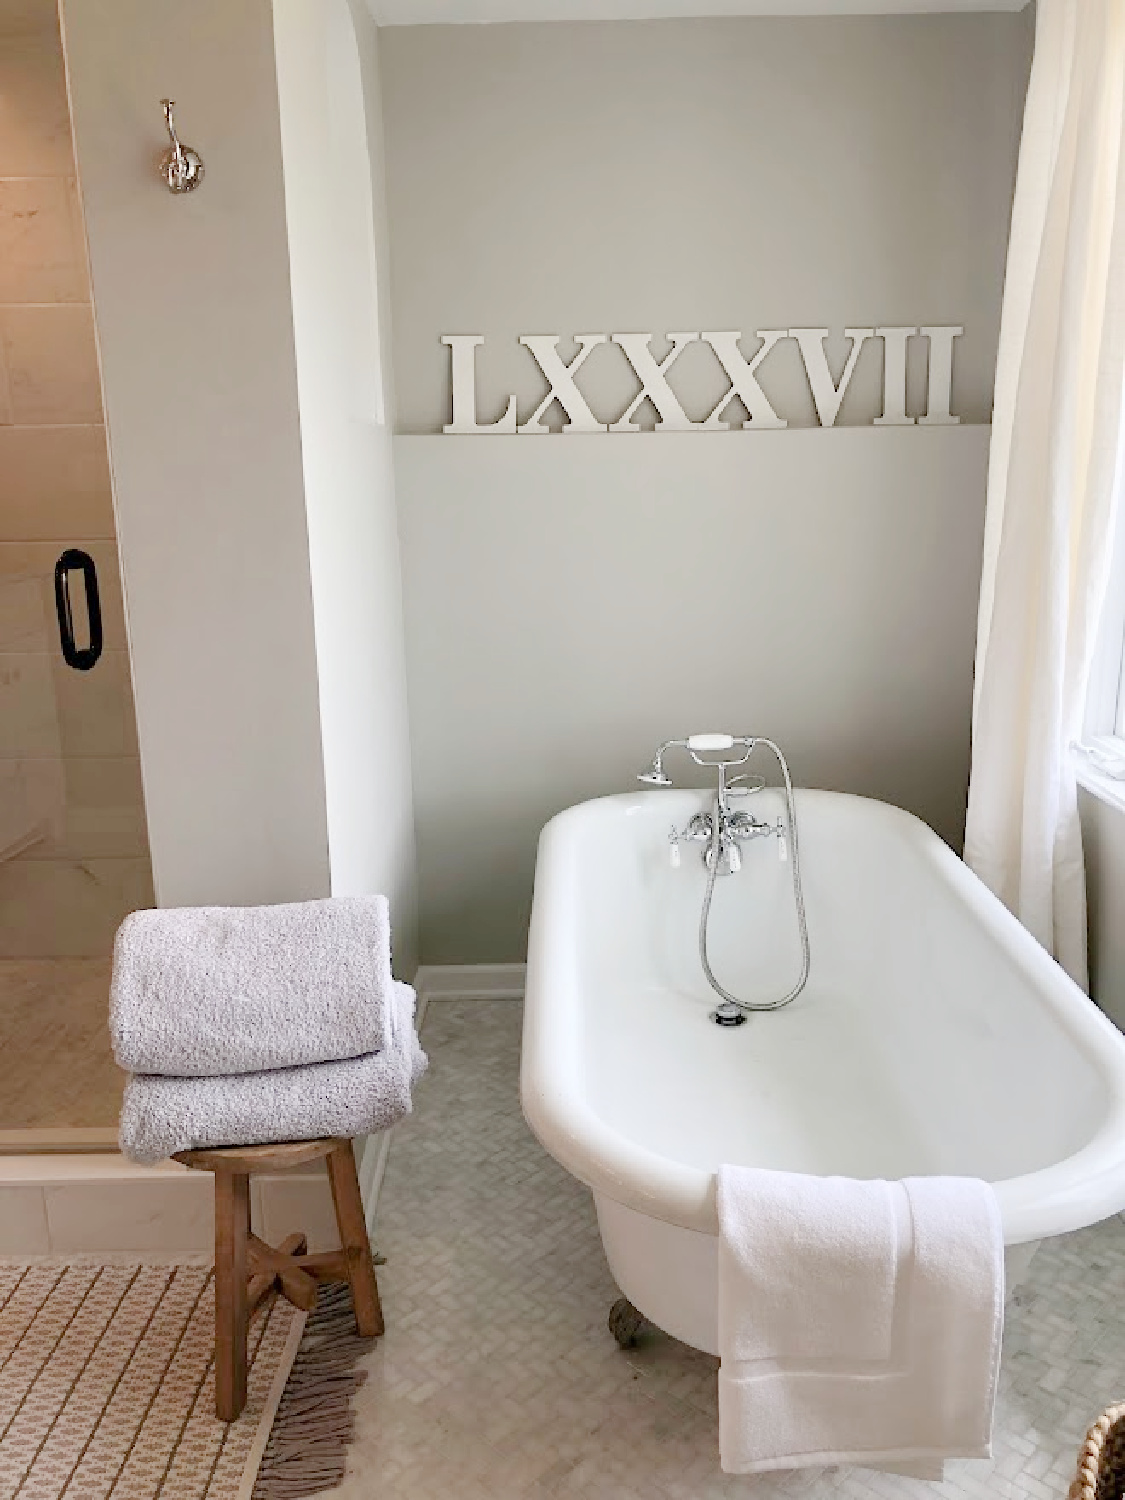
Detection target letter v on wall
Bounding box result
[789,327,874,428]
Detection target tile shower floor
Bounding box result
[336,998,1125,1500]
[0,958,122,1133]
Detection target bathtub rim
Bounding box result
[521,787,1125,1247]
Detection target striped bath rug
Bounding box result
[0,1262,304,1499]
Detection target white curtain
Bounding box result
[965,0,1125,989]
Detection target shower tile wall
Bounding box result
[0,1,152,956]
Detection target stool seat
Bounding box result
[174,1138,343,1174]
[175,1135,383,1421]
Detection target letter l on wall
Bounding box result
[442,335,517,434]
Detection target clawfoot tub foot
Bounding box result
[608,1296,647,1349]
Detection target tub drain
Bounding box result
[711,1003,747,1027]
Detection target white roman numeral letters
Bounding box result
[440,324,964,433]
[609,333,701,432]
[442,335,517,434]
[518,335,607,434]
[919,325,962,426]
[789,327,874,429]
[699,331,788,430]
[874,326,916,427]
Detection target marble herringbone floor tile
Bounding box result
[330,999,1125,1499]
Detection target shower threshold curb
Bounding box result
[0,965,524,1257]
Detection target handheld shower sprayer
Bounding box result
[635,732,810,1020]
[637,745,674,786]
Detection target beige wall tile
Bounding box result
[0,0,64,40]
[0,1186,49,1254]
[0,854,153,956]
[0,572,49,650]
[0,648,143,760]
[20,754,148,861]
[0,176,89,303]
[44,1176,213,1253]
[0,425,116,541]
[0,753,146,863]
[0,755,65,855]
[66,176,92,288]
[258,1170,342,1254]
[0,304,102,423]
[0,651,61,756]
[0,539,127,649]
[0,34,73,177]
[0,328,13,424]
[53,648,138,757]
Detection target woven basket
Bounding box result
[1069,1405,1125,1500]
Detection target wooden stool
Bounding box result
[174,1137,383,1421]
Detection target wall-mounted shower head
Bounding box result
[637,734,756,792]
[638,748,673,786]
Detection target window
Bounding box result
[1082,498,1125,780]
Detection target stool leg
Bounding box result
[214,1171,250,1421]
[326,1141,384,1337]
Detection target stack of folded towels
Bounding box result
[110,895,427,1164]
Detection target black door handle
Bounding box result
[54,549,103,671]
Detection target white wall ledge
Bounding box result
[1077,755,1125,820]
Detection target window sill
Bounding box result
[1077,750,1125,818]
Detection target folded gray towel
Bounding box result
[110,895,392,1078]
[118,983,427,1164]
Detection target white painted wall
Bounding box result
[1081,788,1125,1031]
[273,0,418,969]
[381,13,1031,962]
[61,0,418,966]
[60,0,332,908]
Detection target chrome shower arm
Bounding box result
[637,734,757,787]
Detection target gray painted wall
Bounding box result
[382,14,1032,435]
[399,428,989,961]
[381,14,1031,963]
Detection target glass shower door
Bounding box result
[0,0,152,1150]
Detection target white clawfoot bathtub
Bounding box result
[521,788,1125,1357]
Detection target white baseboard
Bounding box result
[413,962,526,1002]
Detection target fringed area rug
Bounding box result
[0,1262,304,1499]
[251,1285,373,1500]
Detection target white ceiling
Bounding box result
[370,0,1027,25]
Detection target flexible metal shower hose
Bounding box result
[698,737,811,1013]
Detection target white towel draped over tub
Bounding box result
[716,1167,1004,1475]
[110,895,393,1077]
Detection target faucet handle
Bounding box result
[667,826,682,868]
